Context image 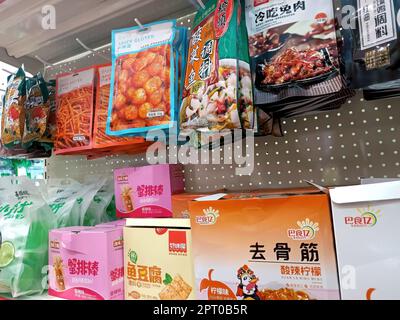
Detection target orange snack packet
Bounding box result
[55,67,95,154]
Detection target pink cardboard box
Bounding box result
[114,164,184,218]
[96,219,126,228]
[48,226,124,300]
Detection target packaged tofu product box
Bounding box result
[48,226,124,300]
[124,218,195,300]
[330,181,400,300]
[190,191,340,300]
[114,164,184,218]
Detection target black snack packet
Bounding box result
[341,0,400,97]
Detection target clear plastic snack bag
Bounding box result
[0,177,56,297]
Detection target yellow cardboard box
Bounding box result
[124,218,195,300]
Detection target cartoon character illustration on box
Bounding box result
[236,265,261,300]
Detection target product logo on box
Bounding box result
[113,238,124,248]
[50,240,60,249]
[344,207,381,228]
[287,219,319,240]
[168,231,187,255]
[128,250,138,264]
[116,175,128,182]
[315,12,328,24]
[195,207,220,225]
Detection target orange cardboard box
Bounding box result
[189,191,340,300]
[172,194,201,219]
[172,189,229,218]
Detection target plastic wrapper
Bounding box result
[340,0,400,98]
[40,80,57,147]
[256,109,283,137]
[82,178,116,226]
[41,178,102,227]
[22,73,49,150]
[107,21,186,137]
[0,177,56,297]
[93,64,146,148]
[244,0,343,105]
[1,67,26,149]
[55,67,95,154]
[180,0,255,132]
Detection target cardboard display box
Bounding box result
[330,181,400,300]
[189,191,340,300]
[48,226,124,300]
[124,218,195,300]
[114,164,184,218]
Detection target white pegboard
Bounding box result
[47,90,400,192]
[183,92,400,192]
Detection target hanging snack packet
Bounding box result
[244,0,343,105]
[94,64,145,148]
[340,0,400,94]
[0,177,56,297]
[238,2,256,131]
[1,67,26,149]
[22,73,49,150]
[107,21,181,136]
[40,80,57,145]
[55,67,95,154]
[180,0,251,132]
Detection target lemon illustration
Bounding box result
[361,212,377,226]
[0,241,15,268]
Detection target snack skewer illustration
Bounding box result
[121,186,133,212]
[53,256,65,291]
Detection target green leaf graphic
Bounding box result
[129,250,138,264]
[163,273,173,285]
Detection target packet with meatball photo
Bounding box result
[93,64,146,149]
[244,0,343,105]
[107,20,184,137]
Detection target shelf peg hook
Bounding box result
[135,18,146,30]
[75,38,111,61]
[35,55,52,77]
[196,0,205,9]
